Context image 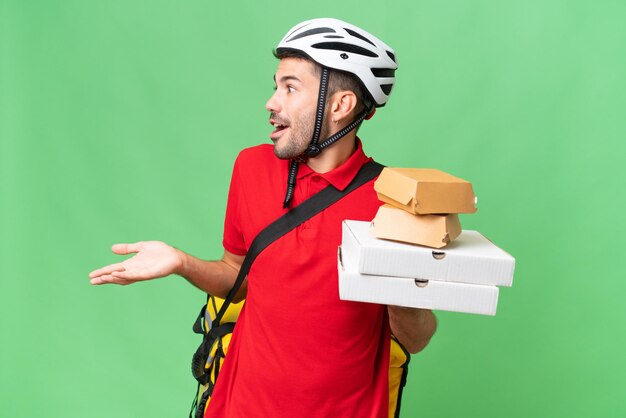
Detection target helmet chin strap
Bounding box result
[282,67,370,208]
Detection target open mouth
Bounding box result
[273,122,288,133]
[270,120,290,140]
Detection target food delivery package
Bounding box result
[338,246,500,316]
[374,168,477,215]
[341,220,515,287]
[372,204,461,248]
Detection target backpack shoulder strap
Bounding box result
[212,160,384,327]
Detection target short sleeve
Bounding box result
[222,155,247,256]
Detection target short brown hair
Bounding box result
[273,48,372,116]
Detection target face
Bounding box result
[266,58,322,159]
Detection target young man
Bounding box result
[90,18,437,417]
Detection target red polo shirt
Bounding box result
[207,140,389,418]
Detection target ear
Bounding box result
[328,90,358,124]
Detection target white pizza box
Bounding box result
[338,248,499,316]
[341,220,515,287]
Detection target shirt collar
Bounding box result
[297,138,372,191]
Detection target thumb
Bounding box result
[112,242,141,255]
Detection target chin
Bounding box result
[273,148,290,160]
[272,142,291,160]
[273,143,308,160]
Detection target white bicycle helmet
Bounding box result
[275,18,397,208]
[276,17,397,107]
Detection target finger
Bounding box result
[111,270,135,280]
[90,274,113,285]
[112,242,141,255]
[89,263,126,279]
[112,270,153,283]
[90,274,130,286]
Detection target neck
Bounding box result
[306,130,358,173]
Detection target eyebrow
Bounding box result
[273,74,302,84]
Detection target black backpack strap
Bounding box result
[212,160,384,328]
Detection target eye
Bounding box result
[287,85,296,93]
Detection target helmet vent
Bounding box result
[323,35,344,39]
[371,68,396,78]
[285,23,310,39]
[386,50,396,63]
[311,42,379,58]
[380,84,393,95]
[287,27,336,42]
[345,28,376,47]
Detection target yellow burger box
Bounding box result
[374,168,477,215]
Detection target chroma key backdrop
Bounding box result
[1,1,625,417]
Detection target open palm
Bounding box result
[89,241,181,285]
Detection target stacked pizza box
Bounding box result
[338,168,515,316]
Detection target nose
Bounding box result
[265,90,281,113]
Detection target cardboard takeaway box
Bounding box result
[374,168,477,215]
[372,204,461,248]
[338,246,500,316]
[341,220,515,287]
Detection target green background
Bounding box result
[1,1,625,417]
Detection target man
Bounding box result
[90,18,437,417]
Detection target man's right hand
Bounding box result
[89,241,182,286]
